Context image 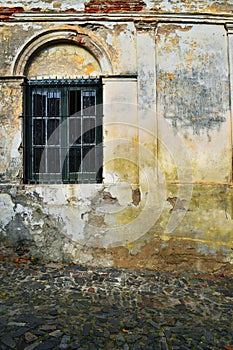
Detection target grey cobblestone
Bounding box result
[0,260,232,349]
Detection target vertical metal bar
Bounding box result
[94,89,96,183]
[81,89,83,182]
[45,85,48,182]
[31,85,34,182]
[61,85,68,183]
[74,90,76,182]
[67,86,70,182]
[58,88,60,183]
[30,84,33,183]
[89,89,91,183]
[96,81,103,183]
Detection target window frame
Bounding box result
[24,77,103,184]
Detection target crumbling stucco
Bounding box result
[0,184,232,273]
[27,43,101,78]
[150,0,233,14]
[0,79,22,182]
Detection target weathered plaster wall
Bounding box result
[0,22,136,76]
[103,77,139,185]
[0,78,23,182]
[0,23,44,75]
[156,23,231,182]
[0,1,233,272]
[27,43,101,78]
[149,0,233,14]
[136,24,158,188]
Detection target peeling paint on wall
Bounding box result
[150,0,233,14]
[27,43,101,78]
[0,1,87,15]
[0,184,233,273]
[0,80,22,182]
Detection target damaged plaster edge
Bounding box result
[105,184,141,206]
[9,12,233,24]
[0,183,141,206]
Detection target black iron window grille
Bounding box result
[24,77,103,184]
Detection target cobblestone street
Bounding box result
[0,259,232,350]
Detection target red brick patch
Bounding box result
[85,0,146,13]
[0,6,24,20]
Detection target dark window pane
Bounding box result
[96,124,102,145]
[83,118,95,144]
[33,94,46,117]
[33,119,45,145]
[69,147,81,173]
[83,146,95,172]
[47,148,60,173]
[33,147,45,173]
[69,90,81,117]
[83,91,96,116]
[47,96,60,116]
[69,118,81,145]
[47,119,60,145]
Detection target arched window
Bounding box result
[22,41,104,184]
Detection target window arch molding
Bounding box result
[12,26,113,76]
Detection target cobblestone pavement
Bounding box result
[0,259,232,350]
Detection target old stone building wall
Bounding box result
[1,0,233,273]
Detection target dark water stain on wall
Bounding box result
[158,67,228,139]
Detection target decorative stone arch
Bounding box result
[12,27,113,76]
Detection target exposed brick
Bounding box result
[84,0,146,13]
[0,7,24,13]
[64,8,77,12]
[31,8,42,12]
[0,7,24,21]
[132,188,141,206]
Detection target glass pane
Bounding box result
[33,119,45,145]
[83,118,95,144]
[33,94,46,117]
[69,118,81,145]
[33,147,45,173]
[47,119,60,145]
[47,96,60,117]
[47,148,60,173]
[96,124,102,145]
[69,147,81,173]
[83,91,96,116]
[83,146,95,172]
[69,90,81,117]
